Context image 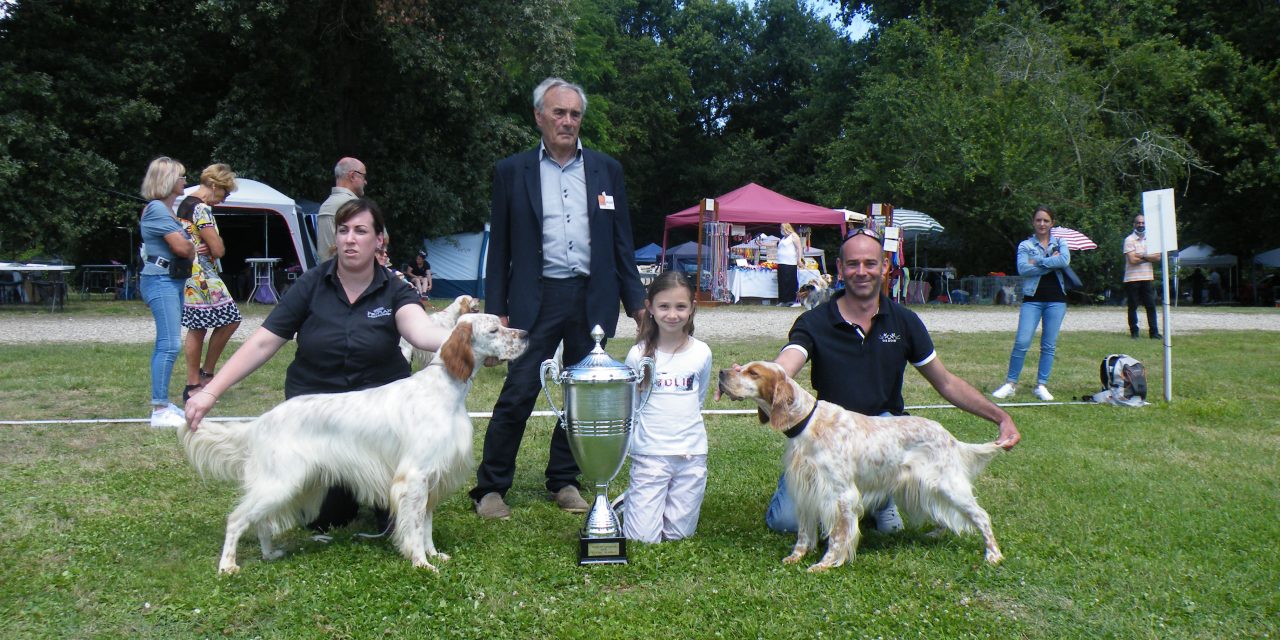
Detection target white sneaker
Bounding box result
[1033,385,1055,401]
[149,404,185,429]
[991,383,1017,399]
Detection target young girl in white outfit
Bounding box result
[621,271,713,543]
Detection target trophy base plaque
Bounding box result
[578,536,627,565]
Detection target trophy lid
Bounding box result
[562,325,638,383]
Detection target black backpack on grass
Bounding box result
[1090,354,1147,406]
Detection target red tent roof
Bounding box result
[663,183,847,233]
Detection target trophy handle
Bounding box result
[540,359,566,427]
[635,356,656,414]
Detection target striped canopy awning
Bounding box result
[872,209,945,239]
[1052,226,1098,251]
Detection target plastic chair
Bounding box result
[0,271,25,303]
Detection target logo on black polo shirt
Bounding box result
[880,331,902,343]
[367,306,392,319]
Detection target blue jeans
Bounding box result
[141,274,184,405]
[766,411,893,533]
[1004,301,1067,386]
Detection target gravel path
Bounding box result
[2,305,1277,344]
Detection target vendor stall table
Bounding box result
[79,264,127,300]
[728,267,822,303]
[0,263,75,311]
[245,257,281,304]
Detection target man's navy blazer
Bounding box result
[484,146,646,336]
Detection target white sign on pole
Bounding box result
[882,226,900,254]
[1142,188,1176,403]
[1142,188,1178,253]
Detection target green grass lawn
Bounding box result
[1,329,1277,639]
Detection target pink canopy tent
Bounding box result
[661,183,847,259]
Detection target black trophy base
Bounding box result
[578,535,627,565]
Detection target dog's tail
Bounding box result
[178,420,251,483]
[958,441,1004,479]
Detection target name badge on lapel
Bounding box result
[597,193,616,210]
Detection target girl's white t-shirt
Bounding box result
[625,337,713,456]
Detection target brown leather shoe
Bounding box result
[551,486,589,513]
[475,492,511,520]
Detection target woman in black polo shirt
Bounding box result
[183,198,450,530]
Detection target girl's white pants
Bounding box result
[621,453,707,543]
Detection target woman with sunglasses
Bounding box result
[175,163,242,403]
[138,156,200,428]
[992,205,1071,401]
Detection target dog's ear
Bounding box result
[440,323,475,381]
[757,408,769,424]
[769,372,797,431]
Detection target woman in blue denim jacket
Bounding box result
[992,205,1070,401]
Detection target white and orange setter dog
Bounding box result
[180,314,527,574]
[400,294,482,368]
[718,362,1005,571]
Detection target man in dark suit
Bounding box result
[471,77,647,519]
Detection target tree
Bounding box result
[818,7,1211,282]
[0,0,208,260]
[0,0,574,262]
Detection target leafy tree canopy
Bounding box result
[2,0,1276,279]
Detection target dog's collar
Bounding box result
[783,402,818,439]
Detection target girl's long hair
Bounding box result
[637,270,696,362]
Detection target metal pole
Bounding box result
[1159,250,1173,402]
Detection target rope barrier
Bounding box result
[0,401,1098,427]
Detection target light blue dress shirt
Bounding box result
[539,141,591,278]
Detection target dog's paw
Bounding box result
[782,552,804,565]
[413,558,440,573]
[430,551,450,563]
[807,563,835,573]
[262,549,286,561]
[984,549,1004,565]
[218,562,240,575]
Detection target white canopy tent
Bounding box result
[1172,241,1233,267]
[1253,247,1280,268]
[183,179,317,271]
[1175,242,1237,269]
[1174,242,1240,303]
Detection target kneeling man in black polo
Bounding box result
[764,229,1021,533]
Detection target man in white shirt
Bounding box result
[1123,214,1161,339]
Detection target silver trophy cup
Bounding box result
[541,325,654,565]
